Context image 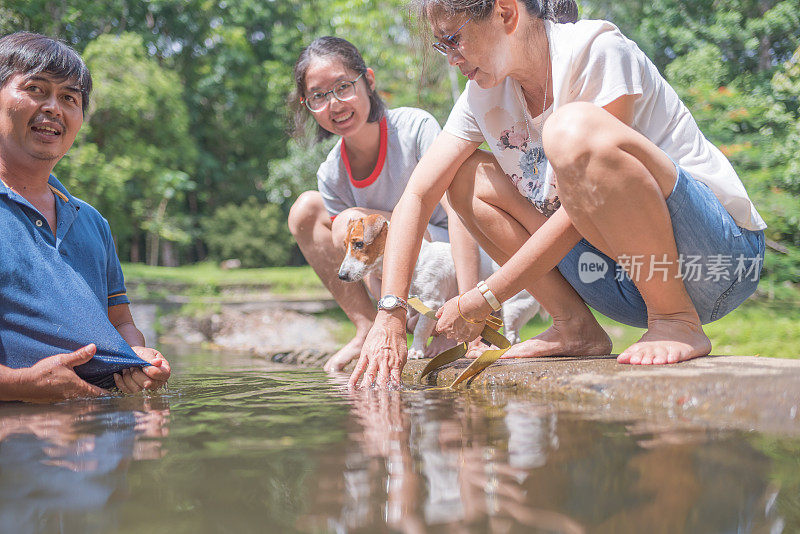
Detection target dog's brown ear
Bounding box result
[344,217,360,248]
[363,216,388,244]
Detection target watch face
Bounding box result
[381,296,398,308]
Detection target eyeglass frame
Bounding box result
[302,72,365,112]
[432,16,473,56]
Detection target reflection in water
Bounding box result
[0,355,796,533]
[308,387,786,534]
[0,397,169,534]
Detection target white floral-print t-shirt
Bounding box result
[493,104,558,216]
[443,19,766,231]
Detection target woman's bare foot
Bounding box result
[618,316,711,365]
[496,316,612,359]
[323,334,366,373]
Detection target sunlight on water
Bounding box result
[0,350,797,533]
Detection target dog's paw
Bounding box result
[407,348,426,360]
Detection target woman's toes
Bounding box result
[652,350,668,365]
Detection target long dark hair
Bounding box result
[414,0,579,24]
[0,32,92,115]
[290,36,386,142]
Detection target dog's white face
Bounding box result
[338,214,388,282]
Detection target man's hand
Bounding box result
[1,344,109,403]
[113,346,171,394]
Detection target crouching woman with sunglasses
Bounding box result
[349,0,766,388]
[288,37,481,372]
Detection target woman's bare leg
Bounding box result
[543,102,711,365]
[288,192,377,372]
[447,152,612,358]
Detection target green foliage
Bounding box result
[0,0,798,277]
[52,33,198,264]
[264,136,336,207]
[201,198,294,268]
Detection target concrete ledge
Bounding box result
[401,355,800,435]
[264,348,800,434]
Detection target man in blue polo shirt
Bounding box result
[0,32,171,402]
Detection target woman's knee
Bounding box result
[543,102,618,178]
[288,190,327,236]
[544,102,676,198]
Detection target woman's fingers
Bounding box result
[348,354,370,390]
[376,356,391,387]
[362,356,381,389]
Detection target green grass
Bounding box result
[122,262,324,295]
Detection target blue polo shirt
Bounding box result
[0,175,146,387]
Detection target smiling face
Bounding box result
[0,71,83,166]
[302,57,375,139]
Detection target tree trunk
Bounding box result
[161,241,178,267]
[759,34,772,72]
[146,232,159,266]
[130,231,140,263]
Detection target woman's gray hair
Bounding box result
[413,0,578,23]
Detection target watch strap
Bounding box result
[377,294,408,311]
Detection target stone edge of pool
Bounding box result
[268,350,800,435]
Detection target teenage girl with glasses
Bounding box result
[349,0,766,388]
[287,36,481,372]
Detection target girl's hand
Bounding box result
[349,310,408,389]
[434,289,492,343]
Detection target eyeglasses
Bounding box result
[302,72,364,112]
[432,17,472,56]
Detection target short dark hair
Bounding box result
[290,36,386,142]
[0,32,92,115]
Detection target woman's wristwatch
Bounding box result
[377,294,408,312]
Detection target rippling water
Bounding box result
[1,349,798,533]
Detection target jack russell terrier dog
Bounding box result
[337,213,542,360]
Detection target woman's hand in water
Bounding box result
[435,289,491,344]
[349,310,407,389]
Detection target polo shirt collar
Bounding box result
[47,174,76,203]
[0,174,75,203]
[48,175,80,248]
[0,174,80,249]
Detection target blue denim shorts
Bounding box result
[556,164,765,328]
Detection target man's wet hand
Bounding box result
[3,344,109,403]
[114,347,171,393]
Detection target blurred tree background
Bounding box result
[0,0,798,278]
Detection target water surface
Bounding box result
[1,349,797,533]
